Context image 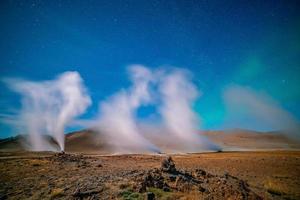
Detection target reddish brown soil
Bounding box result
[0,151,299,199]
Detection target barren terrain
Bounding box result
[1,130,300,199]
[0,151,300,199]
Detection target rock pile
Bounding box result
[138,169,170,193]
[135,156,262,200]
[49,152,89,167]
[161,156,176,173]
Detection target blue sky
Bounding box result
[1,0,300,138]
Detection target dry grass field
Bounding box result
[0,151,299,199]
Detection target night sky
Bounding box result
[1,0,300,138]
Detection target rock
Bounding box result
[146,192,155,200]
[72,188,101,198]
[175,176,182,187]
[199,186,206,192]
[137,169,171,193]
[223,171,229,179]
[167,174,177,182]
[133,157,262,199]
[138,182,146,193]
[163,186,170,192]
[161,156,176,173]
[0,194,8,200]
[50,153,89,167]
[195,168,206,177]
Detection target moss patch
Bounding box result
[120,189,143,200]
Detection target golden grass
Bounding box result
[50,188,64,199]
[30,159,49,167]
[264,179,286,196]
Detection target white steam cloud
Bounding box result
[96,66,219,153]
[97,65,160,153]
[2,66,224,153]
[158,69,219,151]
[223,85,300,138]
[4,71,91,151]
[7,68,298,153]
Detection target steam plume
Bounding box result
[2,66,220,153]
[96,66,219,153]
[4,71,91,151]
[223,85,300,138]
[97,65,160,153]
[158,69,219,151]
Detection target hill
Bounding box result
[1,129,299,153]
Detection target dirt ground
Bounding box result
[0,151,299,200]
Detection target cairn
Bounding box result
[161,156,176,174]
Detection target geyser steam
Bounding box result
[159,70,200,142]
[4,71,91,151]
[97,65,160,153]
[96,66,219,153]
[158,69,219,151]
[223,85,300,137]
[3,66,221,153]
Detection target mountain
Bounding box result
[0,129,299,153]
[202,129,300,150]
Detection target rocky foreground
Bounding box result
[0,151,299,199]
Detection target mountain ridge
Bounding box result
[1,129,299,153]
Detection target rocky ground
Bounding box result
[0,151,299,199]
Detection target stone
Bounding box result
[146,192,155,200]
[161,156,176,173]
